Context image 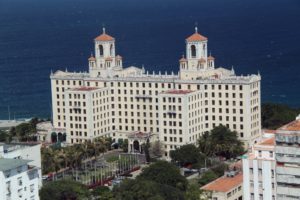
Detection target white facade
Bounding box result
[0,143,42,188]
[50,28,262,156]
[243,135,276,200]
[275,120,300,200]
[0,158,40,200]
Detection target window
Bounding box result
[191,45,196,57]
[99,45,104,56]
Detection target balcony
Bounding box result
[135,95,152,99]
[276,155,300,164]
[276,146,300,156]
[277,166,300,176]
[166,110,176,114]
[277,186,300,197]
[277,174,300,185]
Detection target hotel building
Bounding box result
[50,27,261,157]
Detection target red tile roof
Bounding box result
[179,57,187,62]
[259,137,275,146]
[95,33,115,41]
[208,55,215,60]
[88,56,96,61]
[201,173,243,193]
[279,120,300,131]
[186,33,208,42]
[199,58,206,63]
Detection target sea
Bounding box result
[0,0,300,119]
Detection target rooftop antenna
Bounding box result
[8,106,11,121]
[102,23,106,34]
[195,22,198,33]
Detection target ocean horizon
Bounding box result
[0,0,300,119]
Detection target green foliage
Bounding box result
[210,163,229,177]
[149,140,164,158]
[138,160,188,191]
[170,144,206,167]
[262,103,300,129]
[105,137,113,150]
[113,179,185,200]
[0,130,10,142]
[198,170,218,187]
[40,180,90,200]
[144,139,151,163]
[92,186,114,200]
[122,139,128,152]
[185,183,202,200]
[198,125,244,159]
[106,155,119,163]
[41,139,107,175]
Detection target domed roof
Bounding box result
[199,58,206,63]
[88,54,96,61]
[95,28,115,41]
[186,27,207,42]
[208,55,215,60]
[179,55,187,62]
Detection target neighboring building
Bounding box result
[275,119,300,200]
[0,143,42,188]
[243,134,276,200]
[50,27,261,157]
[201,171,243,200]
[0,158,40,200]
[36,121,53,142]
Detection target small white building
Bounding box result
[0,158,40,200]
[201,171,243,200]
[0,143,42,188]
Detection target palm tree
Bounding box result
[41,147,55,175]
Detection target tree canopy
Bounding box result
[170,144,206,167]
[113,179,184,200]
[39,180,90,200]
[198,125,244,159]
[262,103,300,129]
[138,160,188,191]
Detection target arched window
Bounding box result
[99,45,104,56]
[110,44,113,56]
[191,45,196,57]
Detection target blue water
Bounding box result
[0,0,300,119]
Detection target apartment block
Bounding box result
[275,119,300,200]
[0,158,40,200]
[243,135,276,200]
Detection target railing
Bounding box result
[277,174,300,185]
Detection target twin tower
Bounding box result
[88,27,215,78]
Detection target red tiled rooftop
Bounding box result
[94,30,115,41]
[164,90,193,95]
[72,87,98,91]
[208,55,215,60]
[186,32,208,42]
[279,120,300,131]
[259,137,275,146]
[201,173,243,193]
[88,56,96,61]
[263,129,276,134]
